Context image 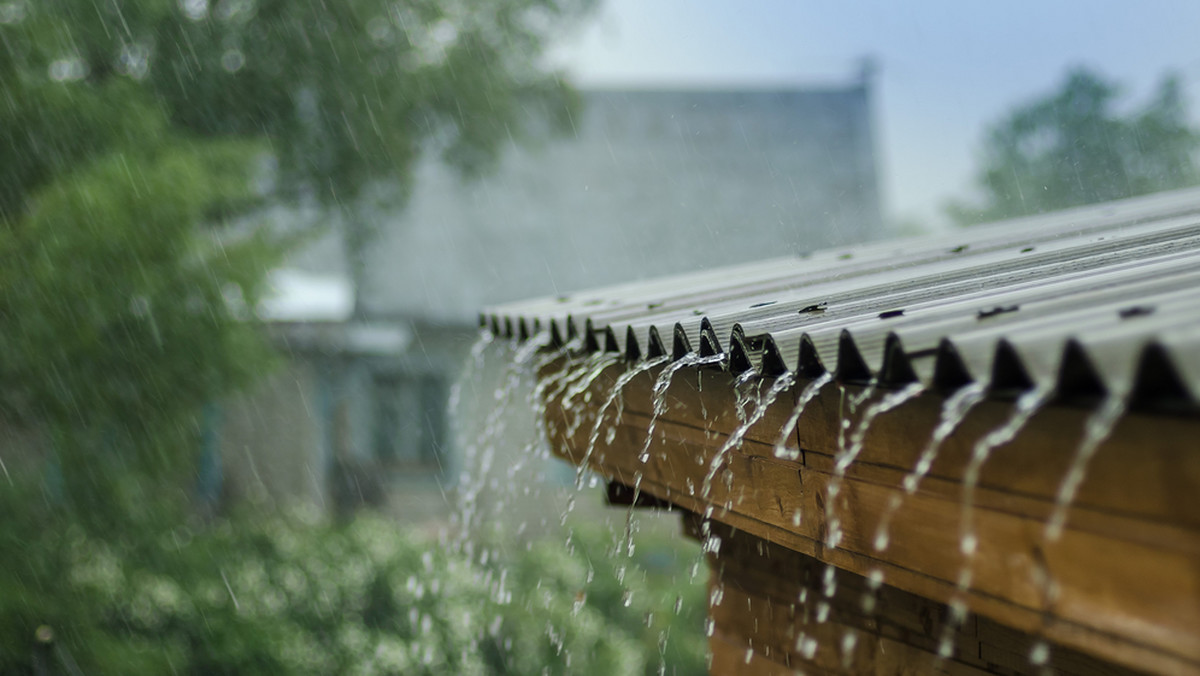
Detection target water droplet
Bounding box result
[367,15,393,44]
[872,531,889,551]
[1029,640,1050,665]
[709,585,725,606]
[822,566,837,597]
[221,48,245,73]
[117,43,151,80]
[868,569,884,588]
[0,1,26,24]
[799,636,817,659]
[841,631,858,657]
[49,57,88,82]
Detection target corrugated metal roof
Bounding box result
[483,187,1200,413]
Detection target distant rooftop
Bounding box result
[359,82,883,324]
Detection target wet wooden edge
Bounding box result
[535,357,1200,676]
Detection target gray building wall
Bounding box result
[361,85,883,324]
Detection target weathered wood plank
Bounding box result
[702,520,1147,676]
[539,358,1200,674]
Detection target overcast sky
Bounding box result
[551,1,1200,230]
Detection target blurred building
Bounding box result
[216,72,885,519]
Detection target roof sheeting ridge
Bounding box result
[485,187,1200,414]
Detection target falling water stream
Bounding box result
[872,382,988,553]
[825,382,926,550]
[814,381,925,668]
[773,372,833,463]
[446,330,718,674]
[559,352,625,440]
[447,329,495,415]
[465,324,1138,673]
[701,371,796,505]
[1021,392,1126,669]
[455,331,552,541]
[935,384,1052,660]
[637,352,726,464]
[574,356,671,489]
[1045,393,1127,541]
[617,352,724,566]
[958,386,1052,562]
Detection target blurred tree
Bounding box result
[948,68,1200,224]
[0,0,593,515]
[2,0,593,307]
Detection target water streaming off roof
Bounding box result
[488,187,1200,675]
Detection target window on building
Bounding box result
[372,372,447,474]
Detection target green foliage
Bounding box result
[0,3,681,673]
[0,502,707,675]
[3,0,592,206]
[0,0,593,514]
[949,68,1200,224]
[490,523,709,675]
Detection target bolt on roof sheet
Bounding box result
[483,187,1200,413]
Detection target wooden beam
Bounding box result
[539,359,1200,675]
[697,519,1143,676]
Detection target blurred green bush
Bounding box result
[0,494,706,675]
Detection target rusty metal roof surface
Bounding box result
[483,187,1200,413]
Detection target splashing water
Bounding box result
[773,371,833,462]
[873,382,987,552]
[1045,394,1126,541]
[702,371,796,501]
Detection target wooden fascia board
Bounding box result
[536,358,1200,675]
